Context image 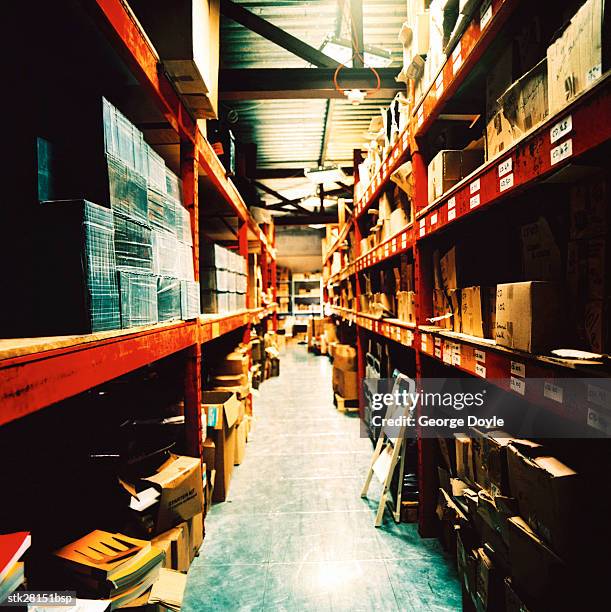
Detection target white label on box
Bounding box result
[452,348,461,366]
[586,64,602,84]
[498,158,512,177]
[550,139,572,165]
[550,115,572,144]
[480,1,492,29]
[469,193,480,209]
[587,406,611,435]
[470,179,480,194]
[436,73,444,98]
[543,382,563,404]
[431,212,438,225]
[475,363,486,378]
[511,361,525,377]
[587,384,611,409]
[510,377,526,395]
[499,173,514,192]
[435,347,442,358]
[474,349,486,363]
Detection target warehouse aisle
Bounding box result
[184,344,461,611]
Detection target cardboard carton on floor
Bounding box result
[234,418,247,465]
[186,512,204,563]
[333,344,358,371]
[142,455,204,534]
[332,367,359,400]
[506,516,565,605]
[506,440,580,558]
[472,430,514,496]
[504,577,533,612]
[202,391,241,502]
[494,281,563,353]
[151,521,190,572]
[475,547,504,612]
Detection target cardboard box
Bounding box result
[202,391,241,502]
[432,289,452,329]
[186,512,203,563]
[506,516,565,604]
[460,286,496,339]
[143,455,204,533]
[499,58,548,138]
[475,547,504,612]
[456,529,478,597]
[332,367,359,400]
[216,350,248,375]
[507,441,580,557]
[440,246,457,291]
[486,109,515,160]
[397,291,417,324]
[569,174,608,239]
[233,418,247,465]
[504,577,533,612]
[333,344,358,371]
[520,217,561,282]
[547,0,603,114]
[202,437,216,473]
[428,150,461,203]
[494,282,563,353]
[454,433,476,484]
[389,206,410,235]
[473,430,514,496]
[151,522,190,572]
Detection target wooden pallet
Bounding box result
[334,393,359,413]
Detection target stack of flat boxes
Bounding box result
[200,244,248,314]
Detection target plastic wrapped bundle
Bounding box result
[106,155,148,224]
[166,168,183,203]
[148,188,176,234]
[146,144,167,193]
[37,200,121,334]
[181,281,201,320]
[236,293,247,310]
[200,290,230,314]
[157,276,182,322]
[236,274,248,294]
[177,242,195,281]
[152,230,180,277]
[114,214,153,272]
[200,268,228,292]
[174,203,193,245]
[118,271,158,328]
[201,242,228,269]
[103,98,147,176]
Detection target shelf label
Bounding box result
[475,363,486,378]
[550,139,572,165]
[480,1,493,29]
[474,349,486,363]
[469,193,480,209]
[431,212,438,226]
[447,197,456,221]
[401,233,407,249]
[543,382,564,404]
[470,178,480,194]
[417,107,424,128]
[587,406,611,435]
[510,377,526,396]
[550,115,572,144]
[510,361,525,377]
[435,73,444,98]
[499,173,514,192]
[443,344,452,364]
[419,218,426,237]
[212,322,220,337]
[421,334,428,352]
[452,346,461,366]
[391,238,397,252]
[435,347,442,359]
[384,243,389,257]
[498,158,512,177]
[452,42,462,74]
[587,384,611,409]
[434,337,441,347]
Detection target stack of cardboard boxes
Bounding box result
[438,432,594,610]
[332,344,359,401]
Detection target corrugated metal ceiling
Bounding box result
[220,0,406,205]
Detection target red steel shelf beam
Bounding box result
[417,76,611,239]
[355,224,414,272]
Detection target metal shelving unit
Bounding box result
[323,1,611,536]
[0,0,277,462]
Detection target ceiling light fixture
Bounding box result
[345,89,367,105]
[304,166,347,184]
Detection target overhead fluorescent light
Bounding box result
[320,37,393,68]
[308,224,327,229]
[304,166,347,184]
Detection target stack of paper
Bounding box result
[0,532,30,604]
[53,531,164,610]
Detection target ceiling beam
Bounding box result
[274,214,338,226]
[253,181,311,214]
[254,167,354,179]
[220,0,339,68]
[350,0,364,68]
[219,68,401,100]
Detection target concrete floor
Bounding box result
[184,344,461,611]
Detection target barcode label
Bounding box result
[511,361,525,377]
[474,349,485,363]
[510,377,525,395]
[475,363,486,378]
[498,158,512,177]
[543,382,563,404]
